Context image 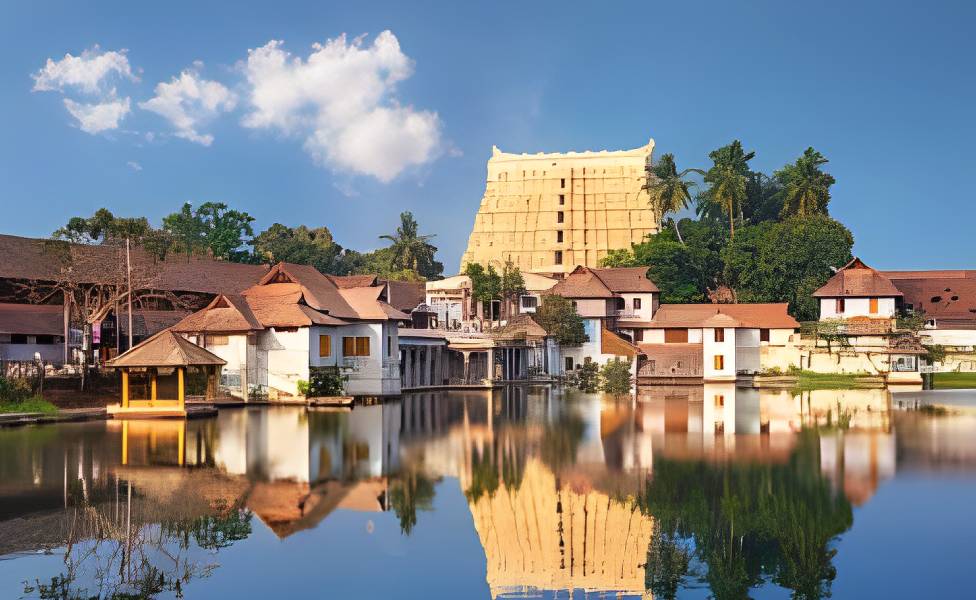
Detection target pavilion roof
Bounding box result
[106,329,226,368]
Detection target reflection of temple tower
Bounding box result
[465,459,653,598]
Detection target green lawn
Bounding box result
[933,372,976,390]
[0,397,58,414]
[793,370,875,391]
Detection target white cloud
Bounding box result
[63,95,131,133]
[33,46,136,94]
[127,161,142,171]
[139,64,237,146]
[241,31,442,182]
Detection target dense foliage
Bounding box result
[599,359,632,394]
[54,204,445,281]
[604,141,852,320]
[638,431,853,599]
[532,294,587,346]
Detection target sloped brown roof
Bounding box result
[649,303,799,329]
[241,283,349,328]
[0,234,269,294]
[590,267,659,293]
[551,265,658,298]
[884,270,976,321]
[601,327,638,358]
[382,279,426,312]
[0,303,63,335]
[106,329,226,368]
[812,257,902,298]
[490,314,548,340]
[326,274,379,288]
[258,263,360,319]
[119,310,191,338]
[171,294,263,333]
[338,286,409,321]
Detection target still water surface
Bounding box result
[1,385,975,599]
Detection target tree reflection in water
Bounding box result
[389,467,437,535]
[638,430,853,600]
[21,481,252,600]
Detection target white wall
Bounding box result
[0,343,62,363]
[261,328,310,397]
[703,327,736,380]
[819,297,896,319]
[335,321,401,396]
[616,292,657,320]
[919,329,976,347]
[735,328,761,374]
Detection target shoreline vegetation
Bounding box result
[932,372,976,390]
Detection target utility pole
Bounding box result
[126,238,133,350]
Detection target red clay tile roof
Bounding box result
[171,294,263,333]
[382,279,426,312]
[0,303,63,335]
[0,234,269,294]
[649,303,799,329]
[551,265,658,298]
[258,263,360,319]
[241,283,350,328]
[490,314,548,340]
[812,257,902,298]
[590,267,659,293]
[106,329,226,368]
[884,270,976,320]
[119,310,191,338]
[326,274,379,288]
[601,326,638,358]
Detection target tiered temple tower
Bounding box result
[460,140,660,275]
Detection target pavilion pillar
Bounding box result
[462,351,471,384]
[423,346,432,387]
[150,370,157,405]
[121,370,129,408]
[178,367,185,413]
[178,421,185,466]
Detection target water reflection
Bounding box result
[1,384,975,598]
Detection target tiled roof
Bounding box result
[338,286,410,321]
[812,257,902,298]
[490,314,548,340]
[171,294,263,333]
[0,234,268,294]
[382,279,426,312]
[118,310,190,338]
[326,274,379,288]
[601,327,638,358]
[0,303,63,335]
[649,303,799,329]
[106,329,226,368]
[259,263,360,319]
[884,270,976,321]
[551,266,658,298]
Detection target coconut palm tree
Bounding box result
[379,211,438,275]
[702,141,755,240]
[645,153,703,244]
[776,147,836,217]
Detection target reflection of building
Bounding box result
[460,141,659,274]
[465,459,653,599]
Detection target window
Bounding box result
[558,194,565,205]
[554,250,563,265]
[835,298,845,313]
[560,178,566,188]
[869,298,879,314]
[557,211,564,223]
[556,230,563,243]
[633,297,642,310]
[648,359,656,371]
[343,336,371,357]
[387,335,393,357]
[521,296,538,310]
[760,328,770,342]
[634,329,644,341]
[714,328,724,342]
[664,328,688,343]
[565,356,574,371]
[208,335,229,347]
[319,335,331,357]
[714,355,725,370]
[571,300,578,311]
[715,394,725,407]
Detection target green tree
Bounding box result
[599,248,638,267]
[533,294,587,346]
[389,469,437,535]
[600,359,632,394]
[776,147,836,217]
[162,202,255,261]
[700,140,755,240]
[576,361,599,392]
[500,259,526,318]
[53,208,172,260]
[379,212,442,279]
[251,223,346,273]
[464,262,502,321]
[646,153,702,244]
[630,221,725,303]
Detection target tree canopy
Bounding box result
[533,294,587,345]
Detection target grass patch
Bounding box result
[933,372,976,390]
[793,370,872,391]
[0,397,58,415]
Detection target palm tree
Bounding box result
[776,147,836,217]
[645,153,703,244]
[379,211,437,274]
[702,141,755,240]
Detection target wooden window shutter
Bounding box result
[319,335,331,357]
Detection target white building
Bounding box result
[813,257,901,321]
[639,304,799,382]
[172,262,408,399]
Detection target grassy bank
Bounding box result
[0,397,59,414]
[933,372,976,390]
[793,370,875,391]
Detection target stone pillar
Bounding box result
[422,346,432,387]
[462,351,471,384]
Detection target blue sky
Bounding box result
[1,0,974,271]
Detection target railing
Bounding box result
[614,309,640,319]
